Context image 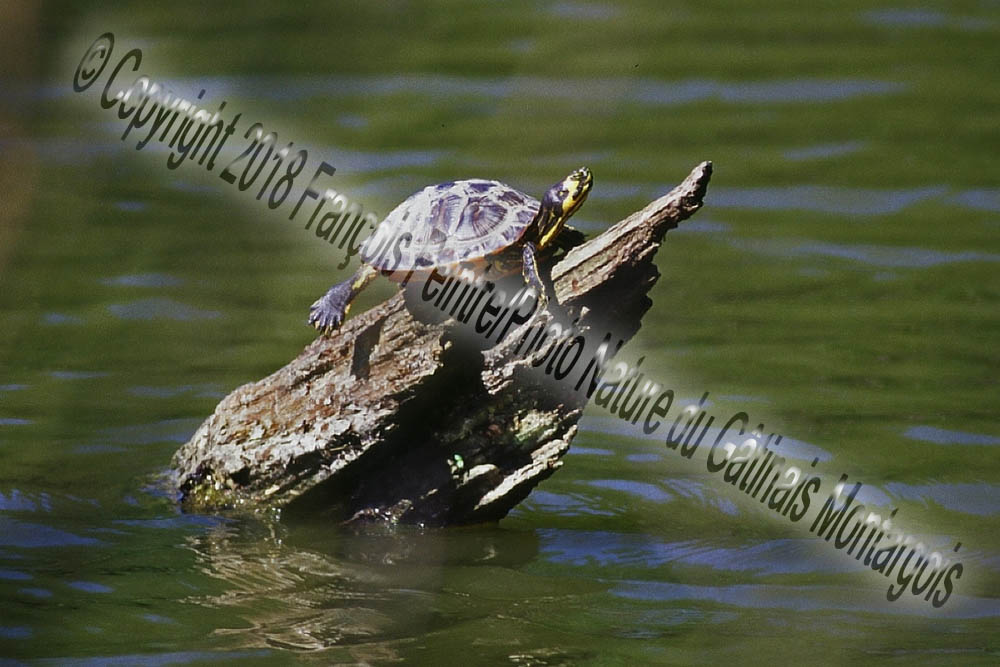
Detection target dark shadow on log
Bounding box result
[170,162,713,525]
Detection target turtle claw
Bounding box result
[307,306,344,335]
[308,282,353,335]
[308,311,345,337]
[308,267,378,336]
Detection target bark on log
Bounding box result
[170,161,713,525]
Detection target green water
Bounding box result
[1,1,998,663]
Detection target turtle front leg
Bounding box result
[308,264,378,335]
[521,241,548,313]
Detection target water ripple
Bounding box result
[521,490,615,517]
[0,490,38,512]
[0,519,100,548]
[540,530,853,574]
[311,146,448,173]
[862,8,994,31]
[101,273,183,288]
[733,238,1000,268]
[567,446,615,456]
[783,141,866,161]
[862,8,949,27]
[67,581,114,594]
[949,189,1000,212]
[49,371,108,380]
[904,426,1000,446]
[168,74,906,107]
[586,479,674,503]
[884,481,1000,516]
[0,569,31,581]
[35,650,272,665]
[580,416,833,462]
[107,298,221,321]
[548,1,619,20]
[712,185,948,215]
[612,580,1000,618]
[97,418,203,446]
[42,313,84,325]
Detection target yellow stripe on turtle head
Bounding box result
[538,167,593,248]
[560,166,592,217]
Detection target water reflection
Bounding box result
[180,519,541,654]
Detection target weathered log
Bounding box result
[170,161,713,524]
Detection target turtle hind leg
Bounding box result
[308,265,378,335]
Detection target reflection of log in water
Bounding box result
[171,163,713,524]
[183,518,540,657]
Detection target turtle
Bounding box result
[308,167,593,334]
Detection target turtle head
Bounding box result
[534,167,593,249]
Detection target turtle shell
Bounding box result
[361,179,539,274]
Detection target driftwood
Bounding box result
[170,161,713,524]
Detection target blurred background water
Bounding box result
[0,0,997,663]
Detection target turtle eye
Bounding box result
[558,189,568,199]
